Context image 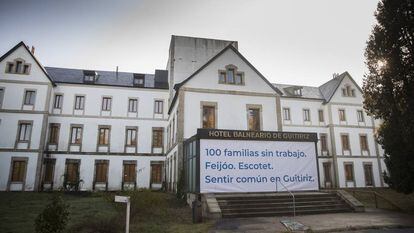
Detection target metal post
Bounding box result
[126,201,130,233]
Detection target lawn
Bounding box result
[0,191,213,233]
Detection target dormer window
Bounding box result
[342,85,356,97]
[218,65,244,85]
[293,88,302,96]
[83,70,97,83]
[5,59,31,75]
[133,74,145,87]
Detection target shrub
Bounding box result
[34,195,70,233]
[69,216,123,233]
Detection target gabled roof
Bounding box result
[45,67,168,89]
[318,71,363,103]
[173,44,283,95]
[0,41,56,86]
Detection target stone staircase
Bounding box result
[214,192,354,218]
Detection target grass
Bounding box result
[0,191,213,233]
[345,188,414,213]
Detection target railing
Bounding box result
[276,180,296,220]
[351,189,401,211]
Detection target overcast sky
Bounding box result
[0,0,379,86]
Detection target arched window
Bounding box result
[218,65,244,85]
[5,58,31,75]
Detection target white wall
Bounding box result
[0,152,38,191]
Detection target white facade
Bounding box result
[0,36,387,192]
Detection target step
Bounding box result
[215,193,337,200]
[216,197,340,204]
[220,203,350,212]
[218,200,346,208]
[221,208,353,218]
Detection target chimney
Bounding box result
[116,66,119,80]
[31,46,35,55]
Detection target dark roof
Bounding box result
[44,67,168,89]
[273,83,324,100]
[0,41,56,85]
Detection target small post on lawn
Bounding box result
[115,195,131,233]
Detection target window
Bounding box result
[219,72,226,83]
[48,123,60,144]
[65,160,79,183]
[227,68,235,84]
[18,122,32,142]
[70,126,82,144]
[11,159,27,182]
[128,99,138,112]
[94,160,108,183]
[202,106,215,129]
[235,73,243,85]
[7,63,14,73]
[341,134,350,151]
[318,110,324,122]
[303,109,311,121]
[43,159,55,184]
[154,100,163,114]
[339,109,346,121]
[320,134,328,151]
[15,61,22,73]
[126,128,137,146]
[151,163,162,183]
[323,162,332,183]
[83,70,97,83]
[360,135,369,151]
[293,88,302,96]
[98,126,110,145]
[0,88,4,108]
[344,163,354,182]
[123,161,136,183]
[357,110,365,122]
[342,86,356,97]
[219,66,244,85]
[283,108,291,121]
[101,97,112,111]
[248,107,261,131]
[24,90,36,105]
[152,128,163,147]
[364,164,374,186]
[5,60,30,74]
[133,74,145,87]
[74,95,85,110]
[53,94,63,109]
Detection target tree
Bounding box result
[363,0,414,193]
[35,195,70,233]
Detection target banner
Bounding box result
[199,139,318,193]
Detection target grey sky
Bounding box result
[0,0,379,86]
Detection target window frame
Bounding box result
[16,121,33,143]
[283,108,291,121]
[154,100,164,114]
[344,162,355,183]
[318,109,324,122]
[357,110,365,122]
[43,158,56,185]
[320,134,328,152]
[150,162,163,184]
[125,127,138,148]
[247,104,262,131]
[128,98,138,113]
[123,161,137,183]
[0,87,5,109]
[341,134,350,152]
[97,125,111,146]
[101,96,112,111]
[152,127,164,149]
[74,95,85,110]
[339,109,346,121]
[94,160,109,184]
[48,123,60,145]
[53,94,63,109]
[5,59,31,75]
[303,109,311,122]
[69,124,83,145]
[360,134,369,152]
[23,89,36,106]
[218,65,244,85]
[363,162,374,186]
[201,103,217,129]
[9,157,28,184]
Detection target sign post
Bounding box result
[115,195,130,233]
